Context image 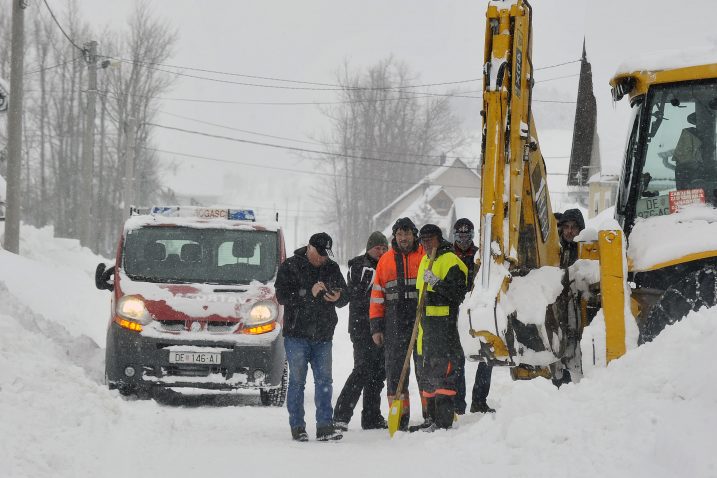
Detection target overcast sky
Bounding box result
[41,0,715,249]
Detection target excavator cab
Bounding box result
[615,76,717,232]
[610,62,717,344]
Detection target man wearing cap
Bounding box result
[275,232,349,442]
[369,217,425,431]
[451,218,496,414]
[333,231,389,432]
[415,224,468,430]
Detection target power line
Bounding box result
[112,60,475,92]
[144,146,482,190]
[41,0,86,56]
[104,55,580,91]
[24,57,80,76]
[95,85,575,107]
[147,122,570,166]
[146,145,570,192]
[157,110,479,161]
[119,61,578,98]
[106,56,482,91]
[147,122,470,168]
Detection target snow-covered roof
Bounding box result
[373,157,477,222]
[615,49,717,77]
[379,186,454,239]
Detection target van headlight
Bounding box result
[248,301,277,326]
[116,295,151,325]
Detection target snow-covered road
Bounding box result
[1,226,715,478]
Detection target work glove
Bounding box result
[423,269,440,287]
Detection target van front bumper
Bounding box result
[105,322,285,391]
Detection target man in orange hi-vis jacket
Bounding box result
[370,217,425,432]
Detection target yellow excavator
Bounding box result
[468,0,717,382]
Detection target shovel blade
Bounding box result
[388,399,403,438]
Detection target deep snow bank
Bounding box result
[0,224,109,344]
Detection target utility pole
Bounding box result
[4,0,27,254]
[79,40,98,247]
[124,116,137,216]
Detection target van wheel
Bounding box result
[260,362,288,407]
[640,265,717,344]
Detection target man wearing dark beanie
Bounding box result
[333,231,389,431]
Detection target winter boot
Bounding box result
[316,425,343,442]
[361,414,387,430]
[434,395,455,430]
[291,426,309,442]
[333,420,349,432]
[408,397,435,432]
[470,400,496,414]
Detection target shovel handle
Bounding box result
[393,250,436,399]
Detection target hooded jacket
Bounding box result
[275,246,349,341]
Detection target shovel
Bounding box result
[388,250,436,438]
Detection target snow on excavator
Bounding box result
[466,0,717,384]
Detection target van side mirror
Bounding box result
[95,263,115,291]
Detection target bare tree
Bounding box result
[0,0,176,256]
[318,57,466,260]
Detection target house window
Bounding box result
[430,195,452,215]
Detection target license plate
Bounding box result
[169,351,222,365]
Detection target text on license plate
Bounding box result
[169,351,222,365]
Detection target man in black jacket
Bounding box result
[333,231,389,432]
[450,218,496,414]
[275,232,349,442]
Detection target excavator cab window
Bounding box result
[626,80,717,226]
[616,102,643,227]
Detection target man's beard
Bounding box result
[397,242,413,253]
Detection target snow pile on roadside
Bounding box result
[0,224,109,344]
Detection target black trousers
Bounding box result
[455,358,493,413]
[333,337,386,427]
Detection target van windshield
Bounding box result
[123,226,278,285]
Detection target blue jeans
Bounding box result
[284,336,334,429]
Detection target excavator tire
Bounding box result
[640,265,717,344]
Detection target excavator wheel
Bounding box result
[640,265,717,344]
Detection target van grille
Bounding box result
[156,320,239,333]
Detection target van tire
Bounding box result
[260,362,288,406]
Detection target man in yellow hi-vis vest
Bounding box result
[415,224,468,430]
